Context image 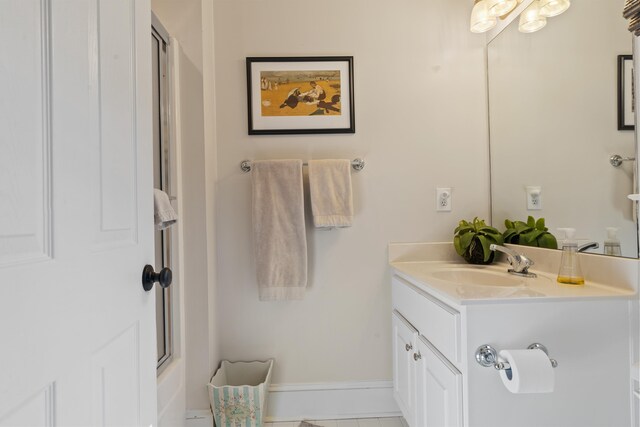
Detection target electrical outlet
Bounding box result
[436,187,452,212]
[526,186,542,210]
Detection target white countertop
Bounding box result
[391,260,636,305]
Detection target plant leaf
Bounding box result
[459,231,474,251]
[485,231,504,246]
[477,225,501,235]
[527,216,535,228]
[454,235,464,256]
[473,220,487,231]
[505,235,519,244]
[535,217,546,230]
[537,232,558,249]
[521,229,544,246]
[503,229,517,241]
[476,235,493,262]
[454,224,473,235]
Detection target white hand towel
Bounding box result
[252,160,307,301]
[154,189,177,230]
[308,159,354,228]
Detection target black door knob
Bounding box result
[142,265,172,291]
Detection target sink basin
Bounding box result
[430,268,525,287]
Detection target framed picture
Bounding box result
[246,56,355,135]
[618,54,634,131]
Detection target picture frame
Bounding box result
[246,56,355,135]
[617,54,634,131]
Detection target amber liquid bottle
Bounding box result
[556,228,585,285]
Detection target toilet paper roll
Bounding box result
[498,349,555,394]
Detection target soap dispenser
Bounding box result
[556,227,585,285]
[603,227,622,256]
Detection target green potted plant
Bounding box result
[503,216,558,249]
[453,217,504,265]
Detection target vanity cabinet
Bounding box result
[392,280,463,427]
[415,335,463,427]
[391,271,633,427]
[392,312,418,426]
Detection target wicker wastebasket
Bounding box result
[208,359,274,427]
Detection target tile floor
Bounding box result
[265,417,407,427]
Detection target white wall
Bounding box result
[489,2,636,255]
[213,0,490,385]
[152,0,220,413]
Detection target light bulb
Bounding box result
[470,0,497,33]
[485,0,518,17]
[539,0,570,17]
[519,1,547,33]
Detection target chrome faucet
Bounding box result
[489,244,537,278]
[577,242,599,252]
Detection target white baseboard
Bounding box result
[265,381,401,422]
[185,410,213,427]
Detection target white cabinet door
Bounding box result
[415,337,463,427]
[392,311,419,426]
[0,1,155,425]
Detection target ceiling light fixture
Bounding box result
[538,0,570,17]
[485,0,518,17]
[470,0,498,33]
[519,0,547,33]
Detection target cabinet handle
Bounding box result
[405,343,413,351]
[414,352,422,361]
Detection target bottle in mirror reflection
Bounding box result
[604,227,622,256]
[556,228,585,285]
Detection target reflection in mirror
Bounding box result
[488,0,639,258]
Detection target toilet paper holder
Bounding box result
[475,343,558,370]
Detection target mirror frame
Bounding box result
[633,36,639,256]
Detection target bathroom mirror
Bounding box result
[488,1,639,258]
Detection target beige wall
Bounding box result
[212,0,490,384]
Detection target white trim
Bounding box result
[168,35,185,366]
[201,0,219,380]
[157,36,187,427]
[151,12,170,45]
[265,381,400,422]
[185,410,213,427]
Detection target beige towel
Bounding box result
[308,159,354,228]
[153,189,177,230]
[252,160,307,301]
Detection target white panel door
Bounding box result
[0,0,156,425]
[392,311,418,427]
[415,337,463,427]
